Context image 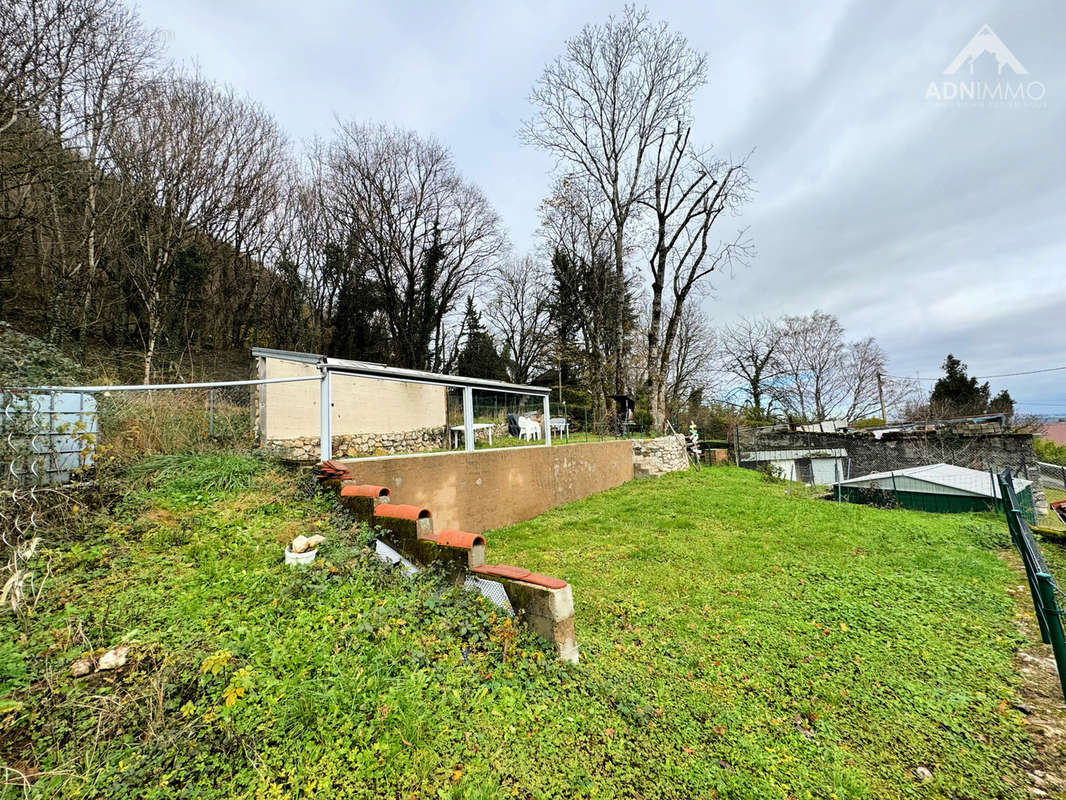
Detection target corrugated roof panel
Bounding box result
[741,449,848,461]
[836,462,1030,499]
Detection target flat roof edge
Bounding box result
[251,348,551,395]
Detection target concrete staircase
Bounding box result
[316,460,578,662]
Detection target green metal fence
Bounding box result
[997,468,1066,699]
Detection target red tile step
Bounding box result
[340,484,391,498]
[374,504,432,521]
[434,530,485,549]
[316,460,351,482]
[472,564,568,589]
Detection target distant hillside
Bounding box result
[0,323,86,386]
[0,322,253,387]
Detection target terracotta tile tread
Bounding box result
[374,504,431,521]
[340,484,391,498]
[522,573,568,589]
[473,564,567,588]
[435,530,486,549]
[472,564,531,580]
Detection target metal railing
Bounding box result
[998,467,1066,699]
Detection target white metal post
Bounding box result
[319,367,332,462]
[543,395,551,447]
[463,386,475,452]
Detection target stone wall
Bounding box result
[744,428,1047,514]
[263,427,446,461]
[632,435,689,478]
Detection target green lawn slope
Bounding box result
[0,459,1035,799]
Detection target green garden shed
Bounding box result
[834,463,1035,522]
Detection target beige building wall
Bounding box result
[259,356,447,440]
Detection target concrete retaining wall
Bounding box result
[340,440,635,532]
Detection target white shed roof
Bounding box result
[742,448,847,462]
[836,463,1030,499]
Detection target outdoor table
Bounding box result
[451,423,495,448]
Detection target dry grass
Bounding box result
[97,392,253,462]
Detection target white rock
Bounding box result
[306,535,325,549]
[915,767,933,782]
[97,645,129,671]
[70,658,93,677]
[291,535,310,554]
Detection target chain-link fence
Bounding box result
[2,383,261,490]
[1038,460,1066,492]
[0,377,305,612]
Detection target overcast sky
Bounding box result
[136,0,1066,415]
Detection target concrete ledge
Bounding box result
[471,570,578,663]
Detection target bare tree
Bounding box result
[640,123,752,430]
[663,306,715,423]
[772,311,898,423]
[484,256,553,384]
[524,5,707,396]
[538,175,626,423]
[109,72,239,381]
[2,0,159,343]
[718,317,782,416]
[325,122,506,371]
[197,86,288,349]
[0,0,96,137]
[65,2,160,352]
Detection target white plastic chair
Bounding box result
[517,415,541,441]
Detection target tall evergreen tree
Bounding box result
[929,354,991,415]
[456,296,507,380]
[329,260,390,363]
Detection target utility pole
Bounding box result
[876,372,887,424]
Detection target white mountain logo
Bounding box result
[944,24,1028,75]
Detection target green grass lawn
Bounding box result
[0,459,1037,799]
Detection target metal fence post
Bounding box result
[319,367,332,462]
[208,389,215,437]
[1036,573,1066,700]
[462,386,475,452]
[542,394,552,447]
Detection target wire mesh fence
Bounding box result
[1,380,271,612]
[1,384,258,490]
[1038,460,1066,491]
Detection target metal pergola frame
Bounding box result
[299,353,553,461]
